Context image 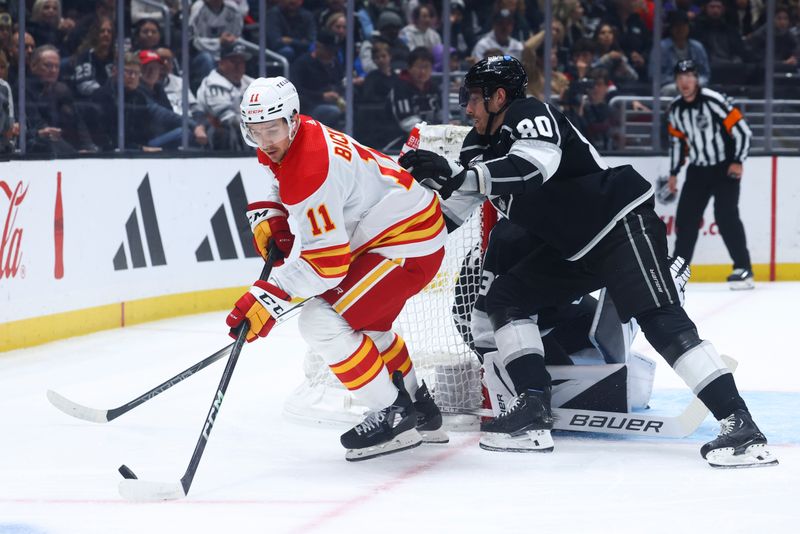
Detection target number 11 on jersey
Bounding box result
[307,204,336,236]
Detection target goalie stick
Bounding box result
[47,343,233,424]
[118,243,281,502]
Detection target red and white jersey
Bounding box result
[256,115,447,298]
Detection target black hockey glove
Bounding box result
[399,149,467,200]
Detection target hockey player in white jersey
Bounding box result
[225,77,449,461]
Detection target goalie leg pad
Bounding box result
[479,430,554,453]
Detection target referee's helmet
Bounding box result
[674,59,698,76]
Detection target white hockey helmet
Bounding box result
[240,76,301,148]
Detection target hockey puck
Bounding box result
[118,464,138,480]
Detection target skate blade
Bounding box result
[707,443,779,468]
[728,280,755,291]
[420,428,449,444]
[479,429,554,453]
[345,429,423,462]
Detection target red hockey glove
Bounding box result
[226,280,293,342]
[247,201,294,265]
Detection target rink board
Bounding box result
[1,155,799,350]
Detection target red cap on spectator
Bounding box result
[139,50,161,66]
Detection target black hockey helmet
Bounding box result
[459,55,528,108]
[674,59,697,76]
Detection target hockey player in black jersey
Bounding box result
[399,56,777,468]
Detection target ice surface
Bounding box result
[1,282,797,533]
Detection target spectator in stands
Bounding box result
[290,28,345,128]
[389,46,440,133]
[196,41,253,150]
[360,10,409,73]
[485,0,533,44]
[400,3,442,51]
[322,10,365,83]
[132,18,163,52]
[357,40,403,149]
[746,5,800,66]
[27,0,74,54]
[521,28,570,99]
[691,0,749,69]
[727,0,765,38]
[651,10,710,92]
[583,67,620,150]
[64,0,114,56]
[665,0,701,21]
[565,38,597,81]
[361,40,398,103]
[356,0,396,38]
[189,0,244,90]
[132,0,179,25]
[449,0,477,63]
[556,0,589,51]
[7,31,35,88]
[581,0,609,35]
[0,49,18,153]
[156,47,203,122]
[0,12,12,57]
[593,22,639,84]
[315,0,367,43]
[61,15,114,99]
[603,0,650,77]
[266,0,316,63]
[138,49,172,110]
[95,52,201,151]
[24,44,96,154]
[472,9,524,60]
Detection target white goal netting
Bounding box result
[283,124,493,427]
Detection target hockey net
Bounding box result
[283,124,495,427]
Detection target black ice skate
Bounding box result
[701,409,778,468]
[340,371,422,461]
[479,388,554,453]
[727,268,754,290]
[413,381,449,444]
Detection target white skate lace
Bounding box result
[499,395,523,418]
[718,414,736,435]
[355,411,386,435]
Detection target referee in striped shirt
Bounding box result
[666,59,754,289]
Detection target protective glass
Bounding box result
[246,119,290,148]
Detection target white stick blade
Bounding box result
[46,390,109,423]
[118,479,186,502]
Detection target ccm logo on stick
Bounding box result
[568,414,664,433]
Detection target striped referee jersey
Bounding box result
[667,88,751,175]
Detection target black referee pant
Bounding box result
[674,163,752,271]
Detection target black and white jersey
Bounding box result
[452,97,654,261]
[667,88,751,175]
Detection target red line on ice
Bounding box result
[290,435,480,533]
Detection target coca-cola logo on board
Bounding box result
[1,180,27,279]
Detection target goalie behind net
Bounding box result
[283,123,491,426]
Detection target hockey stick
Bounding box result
[47,343,234,423]
[551,354,738,438]
[118,243,281,502]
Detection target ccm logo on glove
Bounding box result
[247,201,294,265]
